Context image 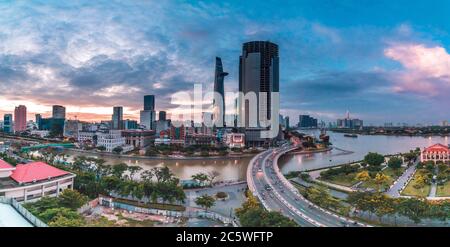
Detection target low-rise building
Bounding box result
[421,143,450,164]
[96,130,133,153]
[0,160,75,202]
[78,131,96,144]
[185,134,216,146]
[30,130,50,138]
[224,133,245,148]
[122,130,155,149]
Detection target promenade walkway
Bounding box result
[386,163,417,198]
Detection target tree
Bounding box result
[111,163,128,178]
[388,157,403,169]
[235,191,260,217]
[207,171,220,186]
[396,198,429,223]
[191,172,209,186]
[355,171,371,182]
[141,170,154,182]
[112,146,123,154]
[374,173,390,191]
[263,211,298,227]
[127,166,142,181]
[364,152,385,167]
[413,175,427,189]
[97,146,106,152]
[48,215,85,227]
[23,196,60,215]
[58,189,88,210]
[195,194,215,211]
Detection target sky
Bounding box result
[0,0,449,125]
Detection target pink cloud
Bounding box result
[384,43,450,95]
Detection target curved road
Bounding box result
[247,144,370,227]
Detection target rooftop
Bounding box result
[10,162,70,184]
[424,143,449,152]
[0,160,14,170]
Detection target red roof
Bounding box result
[424,143,449,153]
[0,159,14,170]
[10,162,70,183]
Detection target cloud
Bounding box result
[0,1,448,124]
[384,43,450,96]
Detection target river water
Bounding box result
[26,132,449,182]
[279,131,449,174]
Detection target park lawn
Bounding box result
[436,181,450,197]
[359,167,406,190]
[318,172,358,187]
[401,173,431,197]
[382,167,406,180]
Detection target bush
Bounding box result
[216,192,228,199]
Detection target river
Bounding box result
[24,132,449,182]
[279,131,449,173]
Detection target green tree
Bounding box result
[112,146,123,154]
[388,157,403,169]
[396,198,429,223]
[48,215,85,227]
[111,163,128,178]
[191,172,209,186]
[58,189,88,210]
[364,152,385,167]
[195,194,215,211]
[127,166,142,181]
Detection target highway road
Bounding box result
[247,144,370,227]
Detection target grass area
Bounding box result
[359,167,405,191]
[436,181,450,197]
[401,171,431,197]
[318,172,358,187]
[319,166,406,190]
[382,167,406,179]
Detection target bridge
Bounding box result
[20,143,75,152]
[247,144,371,227]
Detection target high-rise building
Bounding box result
[35,114,42,129]
[52,105,66,119]
[14,105,27,133]
[140,110,155,130]
[124,119,138,130]
[239,41,279,127]
[238,41,279,147]
[298,115,318,128]
[213,57,228,127]
[159,111,167,121]
[144,95,155,111]
[337,111,363,129]
[140,95,156,130]
[112,106,124,130]
[3,114,13,133]
[63,120,81,139]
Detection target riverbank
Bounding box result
[330,129,450,137]
[67,148,258,160]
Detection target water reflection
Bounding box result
[279,131,449,173]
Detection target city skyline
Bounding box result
[1,1,450,125]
